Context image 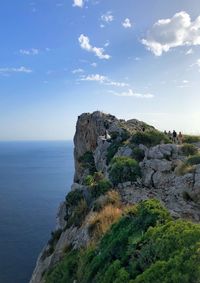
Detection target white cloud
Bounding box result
[81,74,107,83]
[81,73,128,87]
[122,18,132,28]
[72,68,84,74]
[142,11,200,56]
[104,40,110,47]
[111,89,154,98]
[20,48,39,55]
[91,62,97,67]
[101,11,114,23]
[196,59,200,67]
[0,66,32,75]
[78,34,110,60]
[73,0,84,8]
[185,48,193,55]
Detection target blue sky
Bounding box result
[0,0,200,140]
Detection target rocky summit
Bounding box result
[30,111,200,283]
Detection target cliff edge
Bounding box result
[30,111,200,283]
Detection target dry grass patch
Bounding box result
[175,162,195,176]
[93,190,121,212]
[88,205,122,242]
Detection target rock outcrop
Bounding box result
[30,111,200,283]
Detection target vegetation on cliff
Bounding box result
[31,112,200,283]
[45,199,200,283]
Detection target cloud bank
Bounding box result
[0,66,32,75]
[81,73,128,87]
[142,11,200,56]
[20,49,39,55]
[112,89,154,98]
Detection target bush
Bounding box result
[91,178,113,198]
[109,156,141,185]
[181,143,198,156]
[88,205,122,242]
[131,130,171,147]
[65,189,84,207]
[106,141,122,165]
[45,249,79,283]
[65,190,89,228]
[79,151,96,174]
[76,199,172,283]
[84,172,113,198]
[45,200,200,283]
[186,154,200,166]
[84,175,95,186]
[132,147,145,162]
[183,135,200,144]
[66,199,89,228]
[106,130,131,164]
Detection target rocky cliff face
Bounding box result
[30,111,200,283]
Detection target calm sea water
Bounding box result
[0,141,74,283]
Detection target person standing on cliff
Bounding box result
[168,131,173,141]
[172,130,177,143]
[178,132,183,144]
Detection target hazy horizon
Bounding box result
[1,1,200,140]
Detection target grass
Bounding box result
[88,204,122,242]
[183,135,200,144]
[175,162,195,176]
[186,154,200,166]
[93,190,121,212]
[131,130,171,147]
[181,143,198,156]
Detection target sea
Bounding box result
[0,141,74,283]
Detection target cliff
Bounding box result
[30,111,200,283]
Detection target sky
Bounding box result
[0,0,200,140]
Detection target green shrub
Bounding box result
[45,249,79,283]
[45,199,200,283]
[106,141,122,165]
[131,130,171,147]
[65,189,84,207]
[66,199,89,228]
[109,156,141,185]
[84,175,95,186]
[183,135,200,144]
[84,172,113,198]
[79,151,96,174]
[106,130,131,164]
[65,190,89,228]
[181,143,198,156]
[186,154,200,166]
[132,147,145,162]
[76,199,172,283]
[91,178,113,198]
